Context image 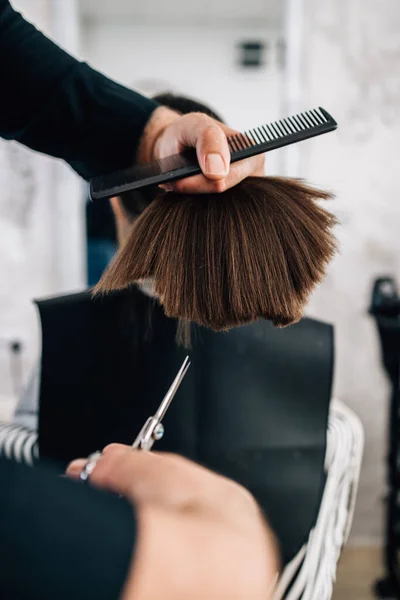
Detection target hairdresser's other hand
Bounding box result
[138,106,265,194]
[67,444,279,600]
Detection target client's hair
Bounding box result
[96,93,337,342]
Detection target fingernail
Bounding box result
[205,153,227,176]
[65,459,86,473]
[159,183,174,192]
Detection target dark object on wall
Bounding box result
[238,40,266,68]
[36,287,334,567]
[0,337,23,396]
[370,277,400,599]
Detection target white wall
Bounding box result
[0,0,85,419]
[81,21,285,174]
[0,0,51,417]
[300,0,400,543]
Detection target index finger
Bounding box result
[66,446,203,507]
[161,153,265,195]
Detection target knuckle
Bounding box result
[91,457,113,484]
[213,179,228,193]
[186,112,212,133]
[230,482,259,514]
[254,156,265,176]
[256,154,264,167]
[236,483,258,507]
[157,451,187,469]
[202,124,225,142]
[102,443,126,455]
[170,181,185,194]
[193,112,213,125]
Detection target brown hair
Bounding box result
[95,176,337,337]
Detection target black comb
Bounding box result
[90,107,337,200]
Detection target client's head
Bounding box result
[102,94,337,338]
[109,92,224,299]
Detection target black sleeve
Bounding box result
[0,0,159,180]
[0,457,136,600]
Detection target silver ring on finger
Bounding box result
[79,451,102,482]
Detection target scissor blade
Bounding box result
[154,356,191,422]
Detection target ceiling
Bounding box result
[78,0,285,27]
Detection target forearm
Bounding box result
[123,504,277,600]
[123,506,213,600]
[0,0,158,179]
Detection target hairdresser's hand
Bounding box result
[67,444,279,600]
[138,106,265,194]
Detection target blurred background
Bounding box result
[1,0,400,596]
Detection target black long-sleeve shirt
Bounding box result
[0,1,159,598]
[0,0,158,179]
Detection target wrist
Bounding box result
[121,504,277,600]
[137,106,179,164]
[121,505,200,600]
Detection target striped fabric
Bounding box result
[0,422,38,466]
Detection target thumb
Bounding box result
[193,121,230,180]
[162,113,231,181]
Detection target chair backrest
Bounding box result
[36,288,334,565]
[274,401,364,600]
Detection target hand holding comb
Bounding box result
[89,107,337,200]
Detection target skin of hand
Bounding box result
[137,106,265,194]
[67,444,280,600]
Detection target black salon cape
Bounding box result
[37,288,333,570]
[0,1,158,597]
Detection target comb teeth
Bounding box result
[228,107,330,152]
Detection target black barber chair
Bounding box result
[36,288,334,567]
[370,277,400,599]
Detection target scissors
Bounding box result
[132,355,191,451]
[79,356,191,481]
